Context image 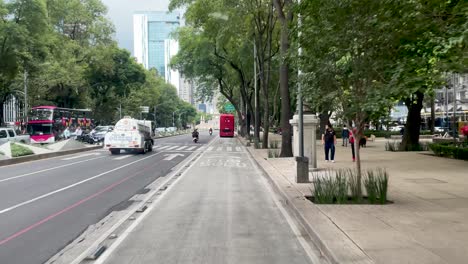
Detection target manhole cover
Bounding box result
[405,178,447,184]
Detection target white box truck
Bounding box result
[104,117,153,155]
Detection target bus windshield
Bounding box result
[30,109,53,121]
[28,123,53,135]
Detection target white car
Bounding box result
[390,126,404,132]
[434,127,445,133]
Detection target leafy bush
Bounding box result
[429,143,468,160]
[10,143,34,157]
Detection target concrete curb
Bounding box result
[0,145,103,167]
[241,137,374,264]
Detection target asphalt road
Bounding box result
[0,132,215,264]
[101,137,316,264]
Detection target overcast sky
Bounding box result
[101,0,174,54]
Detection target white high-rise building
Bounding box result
[133,11,181,90]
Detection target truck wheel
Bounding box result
[148,142,153,152]
[110,149,120,155]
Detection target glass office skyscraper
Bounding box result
[133,11,180,78]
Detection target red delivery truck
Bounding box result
[219,114,235,137]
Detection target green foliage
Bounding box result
[429,143,468,160]
[311,168,389,204]
[364,170,378,204]
[267,149,280,158]
[312,171,337,204]
[10,143,34,157]
[269,141,279,149]
[376,168,389,205]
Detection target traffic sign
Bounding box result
[224,103,235,112]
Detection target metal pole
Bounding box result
[297,1,304,158]
[24,70,28,121]
[453,73,458,142]
[254,40,259,141]
[154,106,157,127]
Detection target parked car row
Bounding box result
[76,126,114,144]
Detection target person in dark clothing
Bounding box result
[349,128,356,162]
[322,124,337,162]
[342,125,349,147]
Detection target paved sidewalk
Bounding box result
[99,137,322,264]
[249,136,468,264]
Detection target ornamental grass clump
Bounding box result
[376,168,389,204]
[364,170,378,204]
[348,169,363,203]
[312,170,336,204]
[335,169,348,204]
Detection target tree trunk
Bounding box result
[275,0,293,157]
[401,91,424,151]
[319,112,330,135]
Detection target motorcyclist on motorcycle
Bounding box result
[192,128,199,142]
[209,127,213,135]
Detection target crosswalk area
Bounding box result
[154,144,244,153]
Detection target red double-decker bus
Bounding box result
[27,106,93,144]
[219,114,235,137]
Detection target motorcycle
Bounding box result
[209,130,213,136]
[192,131,199,143]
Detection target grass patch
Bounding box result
[10,143,34,157]
[310,168,390,204]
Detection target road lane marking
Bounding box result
[156,145,170,150]
[0,156,106,184]
[0,152,162,215]
[0,163,156,247]
[227,146,233,152]
[186,146,196,151]
[165,146,179,150]
[236,147,242,151]
[216,147,223,151]
[175,146,187,150]
[163,153,185,161]
[61,153,100,161]
[207,146,214,151]
[113,155,134,160]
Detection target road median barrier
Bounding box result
[0,145,103,167]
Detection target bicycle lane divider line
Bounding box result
[0,156,106,184]
[0,152,163,215]
[0,160,159,247]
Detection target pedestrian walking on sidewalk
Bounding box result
[342,125,349,147]
[349,128,356,162]
[322,124,337,162]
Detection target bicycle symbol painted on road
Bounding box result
[199,157,247,168]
